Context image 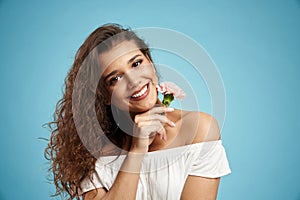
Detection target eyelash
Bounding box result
[132,59,143,67]
[108,59,143,86]
[109,75,122,86]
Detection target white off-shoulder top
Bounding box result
[80,140,231,199]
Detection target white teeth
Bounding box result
[131,85,148,98]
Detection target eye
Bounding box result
[132,59,143,67]
[109,74,122,86]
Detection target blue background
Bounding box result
[1,0,300,199]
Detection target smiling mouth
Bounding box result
[130,83,150,101]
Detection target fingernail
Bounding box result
[169,121,176,127]
[166,107,174,112]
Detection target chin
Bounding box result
[129,106,152,114]
[131,99,158,113]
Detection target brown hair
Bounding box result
[45,23,153,199]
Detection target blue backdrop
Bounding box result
[0,0,299,199]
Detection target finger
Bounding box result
[135,114,176,127]
[147,129,164,141]
[149,131,157,138]
[136,121,165,138]
[158,126,167,141]
[150,122,166,140]
[135,120,161,128]
[138,120,164,132]
[145,106,174,116]
[134,107,174,123]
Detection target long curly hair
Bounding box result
[44,24,153,199]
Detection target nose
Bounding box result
[125,70,141,89]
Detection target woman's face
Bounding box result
[100,40,158,113]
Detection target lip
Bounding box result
[129,83,150,101]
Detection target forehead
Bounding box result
[99,40,141,73]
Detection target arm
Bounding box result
[83,107,175,200]
[181,112,221,200]
[181,176,220,200]
[83,152,145,200]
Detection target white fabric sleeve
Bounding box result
[188,141,231,178]
[79,165,109,195]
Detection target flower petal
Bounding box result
[158,81,185,100]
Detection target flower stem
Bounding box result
[162,93,174,107]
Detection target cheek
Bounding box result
[109,85,127,103]
[152,71,158,84]
[142,65,158,83]
[151,69,159,85]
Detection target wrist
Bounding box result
[129,145,148,155]
[129,148,148,155]
[121,151,145,174]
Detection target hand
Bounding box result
[130,107,176,154]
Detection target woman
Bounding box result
[45,24,231,200]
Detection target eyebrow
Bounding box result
[128,54,142,64]
[103,54,142,82]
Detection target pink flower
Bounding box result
[156,82,185,100]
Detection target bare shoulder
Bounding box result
[180,111,220,144]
